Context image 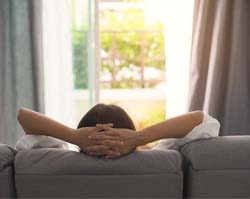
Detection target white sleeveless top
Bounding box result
[16,112,220,151]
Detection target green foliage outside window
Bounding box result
[72,0,165,89]
[72,30,88,89]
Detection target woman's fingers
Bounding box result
[93,140,124,147]
[89,134,120,140]
[96,123,113,131]
[89,134,112,140]
[104,130,121,136]
[89,131,121,139]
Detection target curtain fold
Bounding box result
[30,0,45,112]
[0,0,44,145]
[188,0,250,135]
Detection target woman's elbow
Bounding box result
[17,107,26,122]
[196,110,203,116]
[192,110,203,124]
[197,110,204,123]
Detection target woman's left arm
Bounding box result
[18,108,76,142]
[17,108,122,153]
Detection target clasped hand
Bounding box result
[74,124,138,159]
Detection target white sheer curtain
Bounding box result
[42,0,74,127]
[163,0,195,118]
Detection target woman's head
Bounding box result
[77,103,136,130]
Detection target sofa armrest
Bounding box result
[0,144,16,169]
[0,144,16,198]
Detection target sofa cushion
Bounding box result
[181,136,250,170]
[15,148,183,198]
[0,144,16,198]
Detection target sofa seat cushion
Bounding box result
[15,148,183,198]
[181,136,250,170]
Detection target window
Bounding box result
[71,0,167,132]
[43,0,194,137]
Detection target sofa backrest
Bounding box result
[14,148,184,198]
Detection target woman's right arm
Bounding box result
[133,111,204,146]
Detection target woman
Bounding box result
[16,103,220,159]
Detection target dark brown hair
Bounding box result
[77,103,136,130]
